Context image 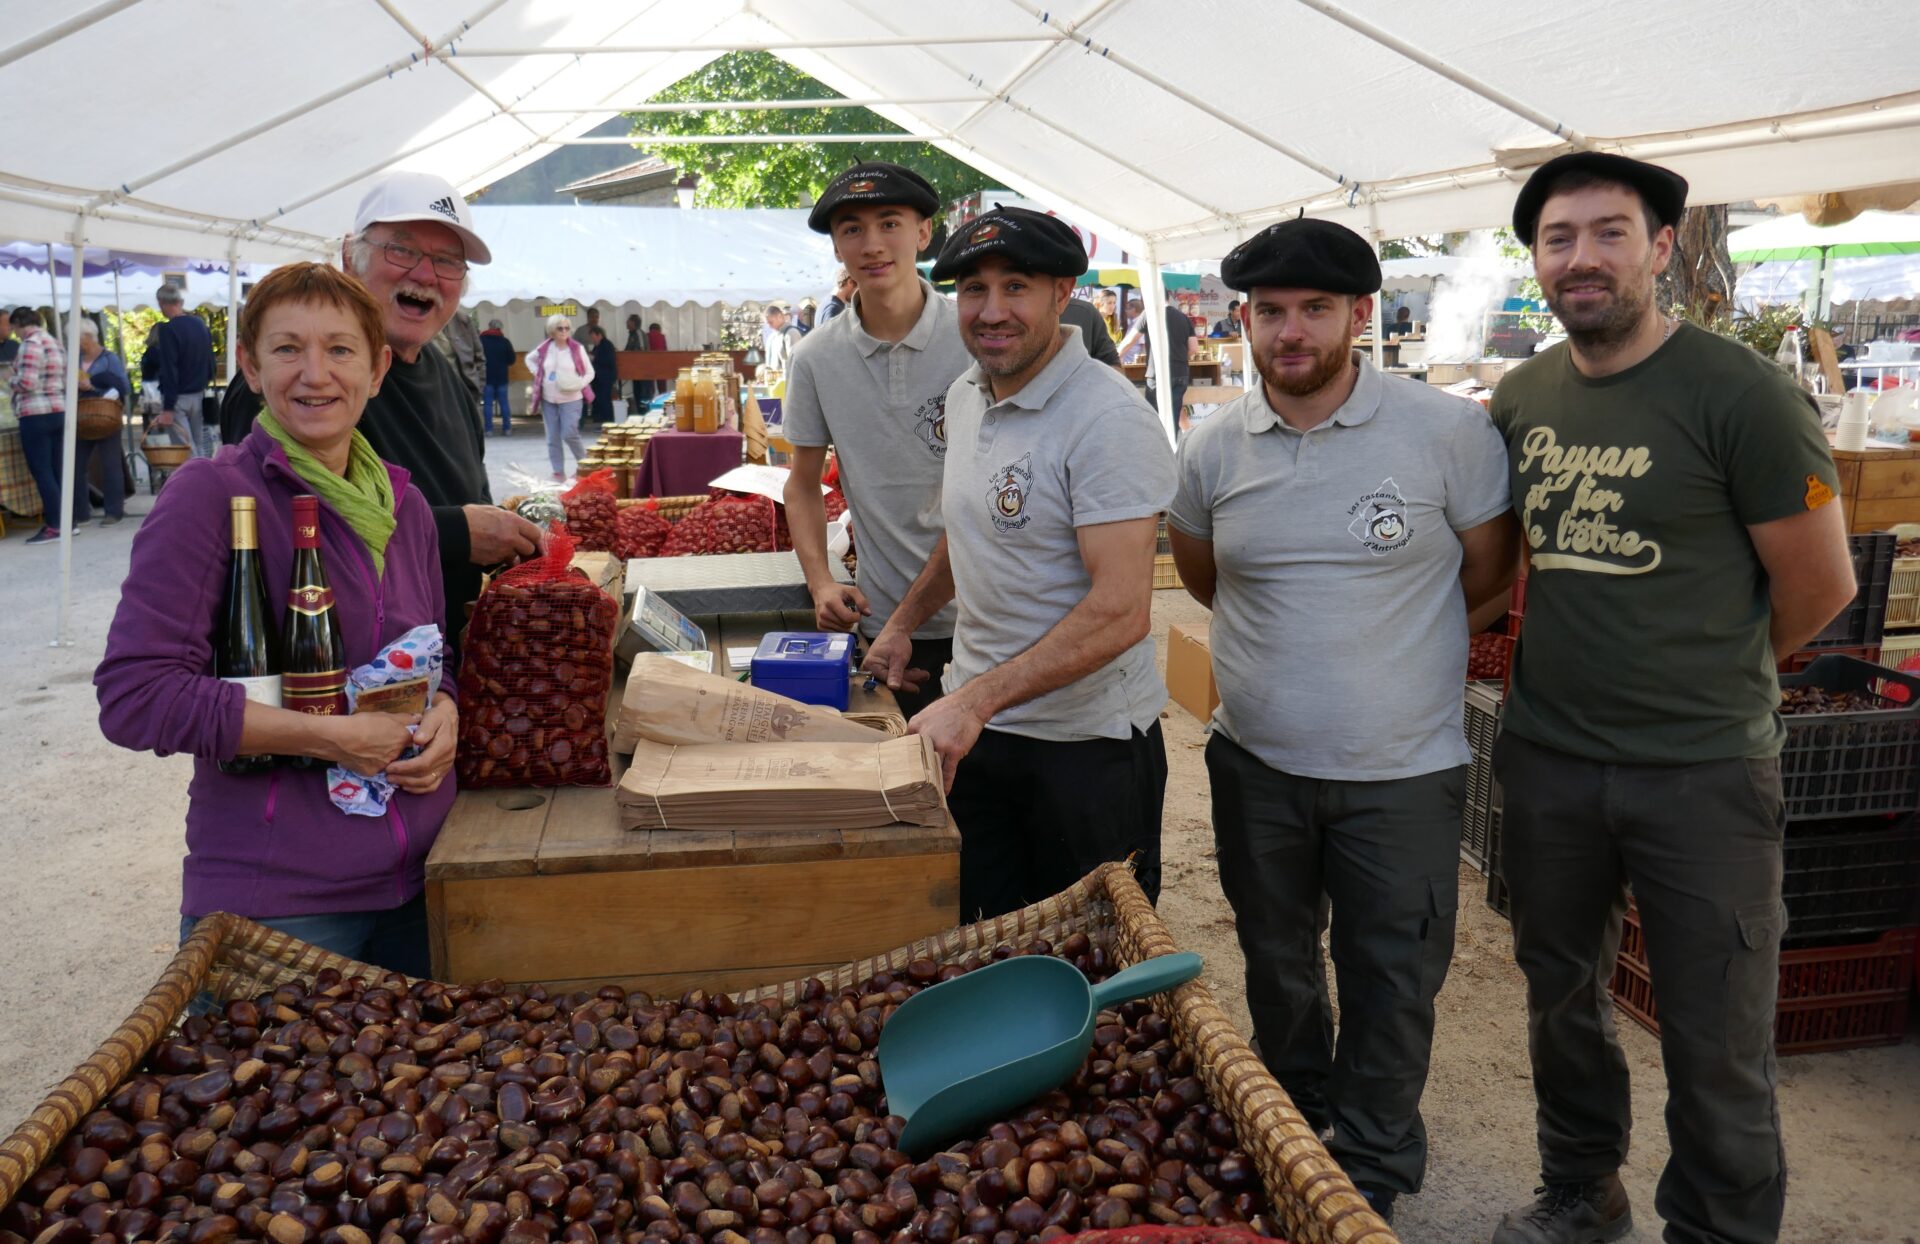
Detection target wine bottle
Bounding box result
[282,496,347,742]
[216,495,281,776]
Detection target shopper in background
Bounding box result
[478,318,515,435]
[821,269,855,323]
[1487,152,1856,1244]
[153,284,215,458]
[73,319,131,527]
[10,305,71,545]
[1119,296,1199,441]
[1209,299,1242,339]
[1060,293,1122,370]
[584,324,618,425]
[529,313,592,482]
[625,312,654,410]
[647,321,667,352]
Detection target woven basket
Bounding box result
[138,426,190,469]
[0,865,1393,1244]
[74,398,123,441]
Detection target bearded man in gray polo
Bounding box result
[1168,218,1518,1226]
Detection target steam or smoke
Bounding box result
[1424,231,1511,362]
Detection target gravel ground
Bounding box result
[3,429,1916,1241]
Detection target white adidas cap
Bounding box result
[351,171,492,265]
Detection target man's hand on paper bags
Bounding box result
[906,690,990,793]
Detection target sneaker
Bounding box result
[1491,1175,1632,1244]
[25,527,62,545]
[1357,1185,1397,1225]
[99,516,124,527]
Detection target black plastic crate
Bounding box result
[1778,656,1920,819]
[1461,680,1504,874]
[1805,532,1895,650]
[1782,814,1920,945]
[1486,869,1512,920]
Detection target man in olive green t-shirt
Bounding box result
[1486,154,1856,1244]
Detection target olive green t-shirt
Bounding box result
[1489,323,1839,764]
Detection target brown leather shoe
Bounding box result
[1490,1174,1632,1244]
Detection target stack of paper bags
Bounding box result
[616,733,947,832]
[614,653,900,752]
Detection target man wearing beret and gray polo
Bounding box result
[865,206,1176,920]
[1167,217,1519,1225]
[783,161,971,717]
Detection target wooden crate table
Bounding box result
[428,611,954,996]
[1831,442,1920,534]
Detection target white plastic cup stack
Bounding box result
[1836,389,1872,453]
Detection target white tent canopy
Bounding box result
[3,2,1919,265]
[465,205,837,305]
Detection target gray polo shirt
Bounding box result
[783,279,971,638]
[943,328,1178,742]
[1168,354,1510,781]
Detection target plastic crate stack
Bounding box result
[1876,531,1920,670]
[1778,531,1894,672]
[1611,654,1920,1054]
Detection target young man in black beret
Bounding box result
[782,162,971,718]
[865,206,1175,919]
[1488,153,1856,1244]
[1166,217,1518,1226]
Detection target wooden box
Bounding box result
[1833,444,1920,533]
[427,779,958,996]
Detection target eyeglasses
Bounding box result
[371,239,468,279]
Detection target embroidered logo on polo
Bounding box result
[914,394,948,458]
[1346,478,1413,555]
[988,453,1033,533]
[426,195,459,222]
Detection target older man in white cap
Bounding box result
[220,172,539,652]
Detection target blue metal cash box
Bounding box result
[751,632,856,710]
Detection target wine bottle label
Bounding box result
[222,674,282,708]
[283,670,346,715]
[288,584,335,616]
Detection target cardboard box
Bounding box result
[1165,621,1218,722]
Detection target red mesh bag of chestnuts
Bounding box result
[613,497,673,561]
[660,490,783,556]
[561,470,619,553]
[455,526,617,787]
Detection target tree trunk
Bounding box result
[1659,205,1734,326]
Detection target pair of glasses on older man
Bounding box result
[370,239,469,279]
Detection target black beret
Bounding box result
[807,162,940,233]
[1219,218,1380,296]
[929,205,1090,281]
[1512,152,1688,247]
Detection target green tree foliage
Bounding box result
[639,53,995,208]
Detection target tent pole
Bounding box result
[226,236,240,386]
[54,211,86,648]
[1141,251,1177,447]
[1368,201,1385,370]
[46,242,59,331]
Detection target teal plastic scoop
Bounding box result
[878,951,1203,1156]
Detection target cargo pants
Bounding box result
[1493,731,1787,1244]
[1205,732,1464,1195]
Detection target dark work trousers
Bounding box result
[1493,731,1787,1244]
[1205,732,1463,1195]
[947,720,1167,920]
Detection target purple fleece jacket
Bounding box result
[95,425,458,919]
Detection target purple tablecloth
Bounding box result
[632,428,745,498]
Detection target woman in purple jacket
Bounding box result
[96,263,458,976]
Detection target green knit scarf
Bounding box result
[255,408,397,577]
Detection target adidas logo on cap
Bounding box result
[426,195,459,221]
